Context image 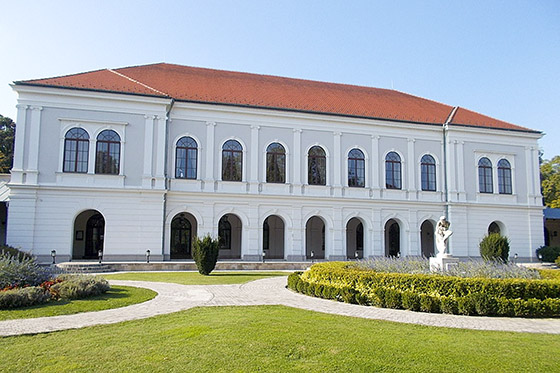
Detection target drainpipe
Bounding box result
[443,106,458,220]
[161,99,175,259]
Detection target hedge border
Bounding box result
[287,264,560,318]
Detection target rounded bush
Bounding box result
[479,233,510,262]
[536,246,560,263]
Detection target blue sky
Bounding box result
[1,1,558,157]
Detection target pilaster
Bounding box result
[407,138,416,198]
[371,135,380,198]
[292,129,302,195]
[204,121,216,192]
[333,131,342,196]
[142,115,156,188]
[11,104,28,183]
[26,106,42,184]
[249,125,260,193]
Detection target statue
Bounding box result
[435,216,453,257]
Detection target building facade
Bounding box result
[7,64,544,262]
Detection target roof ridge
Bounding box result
[107,68,168,97]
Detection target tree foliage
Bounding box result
[0,115,15,173]
[192,235,220,275]
[541,156,560,208]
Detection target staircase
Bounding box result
[56,262,113,274]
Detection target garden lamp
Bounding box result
[262,250,266,263]
[146,249,151,264]
[310,250,314,263]
[538,253,542,261]
[98,250,103,264]
[51,250,56,265]
[355,251,359,260]
[514,253,518,263]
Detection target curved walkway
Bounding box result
[1,276,560,337]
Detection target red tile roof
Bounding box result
[17,63,537,133]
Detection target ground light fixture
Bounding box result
[262,250,266,263]
[355,251,359,260]
[514,253,518,263]
[310,250,314,263]
[146,250,151,264]
[98,250,103,264]
[538,253,543,261]
[51,250,56,264]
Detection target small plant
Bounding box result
[0,245,33,261]
[536,246,560,263]
[192,235,220,275]
[479,233,510,262]
[0,251,54,289]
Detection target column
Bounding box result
[292,129,302,194]
[142,115,155,188]
[371,135,380,197]
[532,147,541,203]
[457,141,466,201]
[11,104,28,183]
[407,138,416,198]
[249,125,260,193]
[333,132,342,196]
[27,106,42,184]
[329,207,345,260]
[204,121,216,192]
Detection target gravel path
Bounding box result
[1,276,560,337]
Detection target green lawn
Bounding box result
[103,271,288,285]
[2,305,559,372]
[0,286,156,321]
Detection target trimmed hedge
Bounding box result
[287,262,560,318]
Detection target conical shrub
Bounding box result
[192,235,220,275]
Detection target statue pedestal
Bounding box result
[430,255,459,272]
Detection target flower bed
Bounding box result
[287,262,560,317]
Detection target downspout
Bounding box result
[161,98,176,259]
[443,106,459,220]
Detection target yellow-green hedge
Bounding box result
[287,262,560,317]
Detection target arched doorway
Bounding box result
[346,218,364,259]
[384,219,400,257]
[488,221,501,235]
[170,213,197,259]
[306,216,325,259]
[218,214,242,259]
[263,215,285,259]
[420,220,435,258]
[73,210,105,260]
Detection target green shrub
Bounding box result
[556,256,560,267]
[50,275,110,300]
[401,291,421,311]
[0,287,50,309]
[0,245,33,261]
[0,251,54,289]
[479,233,510,262]
[192,235,220,275]
[539,269,560,280]
[440,297,458,314]
[536,246,560,263]
[419,294,440,313]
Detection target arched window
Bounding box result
[308,146,326,185]
[478,157,493,193]
[95,130,120,175]
[266,143,285,183]
[348,148,365,187]
[63,128,89,173]
[421,154,436,191]
[222,140,243,181]
[498,159,512,194]
[488,222,501,235]
[218,216,232,249]
[385,152,401,189]
[175,136,197,179]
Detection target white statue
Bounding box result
[435,216,453,257]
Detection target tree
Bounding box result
[0,115,15,173]
[192,235,220,275]
[541,156,560,208]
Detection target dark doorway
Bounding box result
[171,213,197,259]
[306,216,325,259]
[385,219,400,257]
[85,213,104,259]
[420,220,435,258]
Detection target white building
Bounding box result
[7,63,543,262]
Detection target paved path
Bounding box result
[2,276,560,337]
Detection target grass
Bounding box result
[0,285,156,321]
[103,271,288,285]
[1,305,559,372]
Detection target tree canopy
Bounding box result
[541,156,560,208]
[0,115,15,173]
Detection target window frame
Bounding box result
[308,145,327,186]
[420,154,436,192]
[221,139,243,182]
[63,128,90,173]
[478,157,493,194]
[497,159,512,195]
[175,136,198,179]
[385,151,402,190]
[266,142,286,183]
[95,129,121,175]
[348,148,365,188]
